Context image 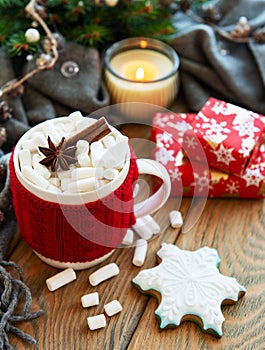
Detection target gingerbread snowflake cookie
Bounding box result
[132,243,246,337]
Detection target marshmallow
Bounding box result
[32,154,51,179]
[87,314,106,331]
[90,141,105,166]
[47,184,62,193]
[102,134,116,149]
[67,177,97,193]
[60,178,72,191]
[104,300,123,317]
[169,210,183,229]
[68,111,83,125]
[41,123,61,144]
[103,168,119,180]
[71,167,103,180]
[46,268,76,291]
[97,179,110,188]
[54,123,65,136]
[122,229,134,246]
[76,140,89,155]
[141,215,161,235]
[49,177,60,187]
[89,263,119,286]
[76,117,94,132]
[18,149,32,169]
[133,239,148,267]
[56,169,72,179]
[22,166,50,189]
[132,218,153,240]
[77,153,91,167]
[116,135,128,144]
[32,134,48,148]
[63,121,75,133]
[21,140,36,151]
[81,292,99,308]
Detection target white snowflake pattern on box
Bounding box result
[183,98,265,176]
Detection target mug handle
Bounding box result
[134,159,171,218]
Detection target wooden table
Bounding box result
[7,109,265,350]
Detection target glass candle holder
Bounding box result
[104,37,180,109]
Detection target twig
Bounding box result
[0,0,59,97]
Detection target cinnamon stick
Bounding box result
[64,117,111,148]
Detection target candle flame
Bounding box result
[136,67,145,81]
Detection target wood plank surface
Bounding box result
[6,111,265,350]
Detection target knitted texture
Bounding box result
[0,261,44,350]
[9,153,138,264]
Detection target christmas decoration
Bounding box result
[230,16,252,39]
[25,27,40,43]
[152,101,265,198]
[133,243,246,337]
[182,98,265,176]
[0,101,12,121]
[0,0,210,57]
[105,0,119,6]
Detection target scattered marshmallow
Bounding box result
[18,149,32,169]
[89,263,119,286]
[22,166,50,189]
[141,215,161,235]
[87,314,106,331]
[81,292,99,308]
[132,218,153,240]
[169,210,183,229]
[104,300,123,317]
[122,229,134,246]
[46,268,76,292]
[133,239,148,267]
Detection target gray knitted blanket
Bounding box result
[171,0,265,114]
[0,154,43,350]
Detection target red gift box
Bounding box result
[152,111,265,198]
[182,98,265,176]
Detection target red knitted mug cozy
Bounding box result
[9,151,139,264]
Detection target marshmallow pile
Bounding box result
[17,112,128,194]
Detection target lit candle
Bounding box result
[104,38,179,108]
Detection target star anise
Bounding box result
[39,136,77,172]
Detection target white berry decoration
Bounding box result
[25,28,40,43]
[132,243,246,337]
[105,0,119,6]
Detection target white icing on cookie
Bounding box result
[132,243,246,336]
